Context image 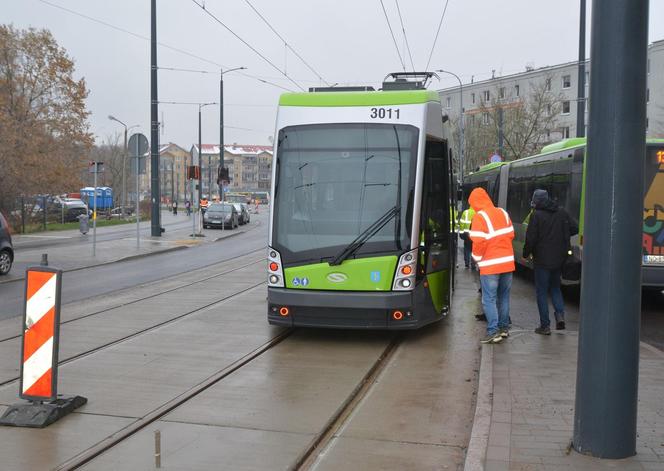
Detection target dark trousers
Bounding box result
[534,267,565,329]
[463,239,472,267]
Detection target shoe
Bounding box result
[499,328,509,338]
[556,321,565,330]
[475,313,487,322]
[535,326,551,335]
[480,332,503,344]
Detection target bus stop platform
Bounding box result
[463,263,664,471]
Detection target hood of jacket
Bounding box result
[531,189,558,212]
[468,187,494,212]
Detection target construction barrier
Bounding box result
[0,263,86,428]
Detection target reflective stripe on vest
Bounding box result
[476,255,515,268]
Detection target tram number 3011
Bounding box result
[370,107,400,119]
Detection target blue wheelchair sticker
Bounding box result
[292,278,300,286]
[371,271,381,283]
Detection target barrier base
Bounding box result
[0,395,87,428]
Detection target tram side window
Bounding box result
[421,139,448,242]
[507,166,533,223]
[551,157,572,212]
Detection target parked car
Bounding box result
[0,213,14,275]
[110,207,135,218]
[203,203,238,229]
[232,203,250,225]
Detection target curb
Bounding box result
[464,344,493,471]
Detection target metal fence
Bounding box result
[4,196,90,234]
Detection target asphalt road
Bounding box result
[0,215,268,320]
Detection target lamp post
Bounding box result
[436,69,464,185]
[108,115,128,217]
[198,102,217,234]
[219,67,246,201]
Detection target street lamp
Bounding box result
[108,115,139,218]
[198,102,217,208]
[219,66,246,201]
[436,69,464,184]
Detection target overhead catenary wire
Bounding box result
[394,0,416,72]
[379,0,407,72]
[37,0,296,93]
[424,0,451,72]
[189,0,306,92]
[242,0,330,86]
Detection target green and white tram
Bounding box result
[463,138,664,287]
[267,75,454,329]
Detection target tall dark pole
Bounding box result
[150,0,161,236]
[198,107,202,208]
[497,106,504,158]
[576,0,587,137]
[573,0,648,459]
[219,70,225,201]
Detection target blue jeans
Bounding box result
[480,273,512,336]
[534,267,565,329]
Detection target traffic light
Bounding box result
[187,165,200,180]
[217,166,230,184]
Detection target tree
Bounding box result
[462,77,563,172]
[0,25,93,210]
[87,133,126,204]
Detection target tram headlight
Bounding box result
[267,247,285,287]
[393,248,418,291]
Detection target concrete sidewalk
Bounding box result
[459,267,664,470]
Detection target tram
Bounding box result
[463,138,664,287]
[267,73,455,329]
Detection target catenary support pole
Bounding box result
[220,70,224,201]
[573,0,648,459]
[497,107,504,158]
[576,0,586,137]
[150,0,161,236]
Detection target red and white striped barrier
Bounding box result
[20,268,61,400]
[0,263,86,428]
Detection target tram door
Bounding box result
[418,138,451,314]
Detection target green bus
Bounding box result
[463,138,664,287]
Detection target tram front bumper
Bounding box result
[267,287,419,329]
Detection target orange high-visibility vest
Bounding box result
[468,187,515,275]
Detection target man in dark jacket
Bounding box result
[523,189,578,335]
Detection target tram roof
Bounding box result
[279,90,440,107]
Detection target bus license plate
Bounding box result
[644,255,664,265]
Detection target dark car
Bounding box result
[232,203,250,225]
[203,203,239,229]
[0,213,14,275]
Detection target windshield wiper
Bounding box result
[329,205,400,266]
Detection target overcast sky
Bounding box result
[4,0,663,149]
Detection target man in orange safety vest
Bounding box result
[468,187,515,344]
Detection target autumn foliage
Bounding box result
[0,25,93,211]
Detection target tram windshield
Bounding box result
[273,123,418,264]
[643,145,664,262]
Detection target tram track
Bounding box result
[53,330,404,471]
[55,329,295,470]
[0,276,268,389]
[0,247,267,344]
[293,333,404,470]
